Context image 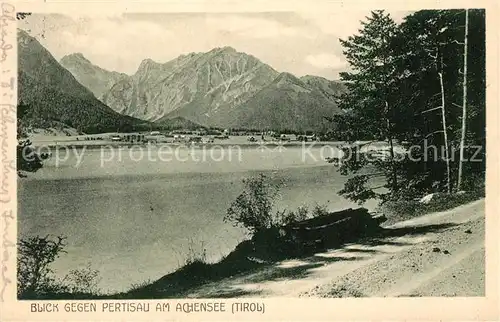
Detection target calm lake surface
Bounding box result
[18,145,377,292]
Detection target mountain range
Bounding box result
[18,28,346,134]
[17,29,145,134]
[60,47,347,132]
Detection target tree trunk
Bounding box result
[457,9,469,191]
[388,135,398,191]
[385,100,398,192]
[438,69,451,194]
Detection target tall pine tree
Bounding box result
[335,10,401,203]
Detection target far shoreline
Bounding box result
[28,140,346,151]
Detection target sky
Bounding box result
[19,11,410,80]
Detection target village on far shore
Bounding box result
[26,127,325,148]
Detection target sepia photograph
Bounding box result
[9,4,490,307]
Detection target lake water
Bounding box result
[18,145,377,292]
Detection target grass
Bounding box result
[112,246,266,299]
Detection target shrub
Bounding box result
[224,173,333,234]
[460,172,485,193]
[311,203,329,217]
[17,235,67,298]
[18,235,102,299]
[277,206,309,226]
[224,174,282,234]
[377,189,484,225]
[17,139,45,176]
[61,263,101,294]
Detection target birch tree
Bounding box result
[457,9,469,191]
[390,9,483,195]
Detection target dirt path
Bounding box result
[184,199,485,298]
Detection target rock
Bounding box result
[60,53,128,100]
[419,193,439,204]
[443,250,450,255]
[465,229,472,234]
[432,247,441,253]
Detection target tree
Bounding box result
[17,139,44,176]
[18,235,102,299]
[417,18,454,193]
[334,10,401,203]
[17,235,67,298]
[61,264,101,295]
[457,9,469,191]
[224,174,282,234]
[393,10,484,194]
[17,103,46,177]
[16,12,32,20]
[333,9,485,204]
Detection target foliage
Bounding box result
[16,12,32,20]
[276,206,309,226]
[17,235,67,298]
[339,175,379,205]
[225,173,334,234]
[333,10,402,203]
[17,139,45,177]
[333,9,485,205]
[17,235,102,299]
[224,174,282,233]
[311,203,329,217]
[377,189,484,225]
[61,263,101,294]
